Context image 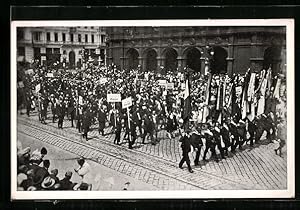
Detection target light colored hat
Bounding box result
[17,173,27,185]
[41,176,56,189]
[19,147,31,156]
[27,186,37,191]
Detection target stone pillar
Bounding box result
[227,36,234,76]
[226,58,234,77]
[156,57,164,74]
[200,57,206,75]
[138,56,144,71]
[120,57,126,70]
[176,56,186,72]
[249,34,264,72]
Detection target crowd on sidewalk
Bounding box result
[17,141,92,191]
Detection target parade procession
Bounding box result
[15,25,288,192]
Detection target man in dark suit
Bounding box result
[202,125,218,162]
[179,130,193,173]
[132,107,143,136]
[142,114,156,145]
[56,99,66,129]
[220,120,231,156]
[97,105,106,136]
[67,97,76,127]
[114,115,122,145]
[212,122,225,160]
[246,118,256,147]
[82,109,91,141]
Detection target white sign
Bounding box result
[166,82,175,90]
[99,77,108,85]
[122,97,133,109]
[41,56,46,61]
[78,96,83,105]
[163,90,168,96]
[158,80,167,86]
[35,84,41,93]
[107,93,121,102]
[46,73,54,78]
[235,86,243,95]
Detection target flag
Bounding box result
[216,81,224,110]
[183,78,191,122]
[273,78,281,100]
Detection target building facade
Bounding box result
[17,27,107,68]
[106,26,286,75]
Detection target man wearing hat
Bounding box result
[178,129,193,173]
[56,99,66,129]
[97,105,106,136]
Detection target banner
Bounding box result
[158,80,167,86]
[99,77,108,85]
[166,83,175,90]
[107,93,121,102]
[122,97,133,109]
[46,73,54,78]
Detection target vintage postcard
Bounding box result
[11,19,294,199]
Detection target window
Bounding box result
[91,26,94,29]
[33,31,41,41]
[34,47,41,59]
[101,35,105,43]
[17,47,25,56]
[78,34,82,42]
[62,33,66,42]
[46,48,52,54]
[70,33,74,42]
[47,32,51,41]
[91,34,94,43]
[54,33,58,42]
[53,48,60,54]
[85,34,88,42]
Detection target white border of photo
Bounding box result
[11,19,295,200]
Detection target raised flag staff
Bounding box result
[182,68,193,130]
[122,97,133,144]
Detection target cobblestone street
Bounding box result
[17,110,287,190]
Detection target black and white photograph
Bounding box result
[11,19,294,199]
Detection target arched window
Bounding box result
[69,51,75,68]
[185,47,202,72]
[164,48,178,72]
[126,48,139,70]
[211,47,228,74]
[263,46,282,74]
[145,49,157,71]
